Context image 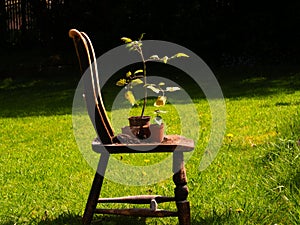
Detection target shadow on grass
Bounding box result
[38,214,239,225]
[191,210,241,225]
[39,214,147,225]
[0,66,79,118]
[1,213,147,225]
[216,65,300,98]
[0,48,81,118]
[32,214,234,225]
[1,59,300,118]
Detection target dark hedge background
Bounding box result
[1,0,300,66]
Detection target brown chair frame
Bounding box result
[69,29,194,225]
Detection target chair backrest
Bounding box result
[69,29,114,144]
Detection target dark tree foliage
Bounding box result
[1,0,300,65]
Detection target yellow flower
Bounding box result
[235,208,244,213]
[226,133,234,138]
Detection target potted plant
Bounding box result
[116,34,188,141]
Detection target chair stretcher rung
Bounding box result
[98,195,175,204]
[94,208,178,217]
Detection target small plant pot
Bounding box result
[123,116,165,142]
[128,116,151,139]
[149,123,164,143]
[122,123,164,143]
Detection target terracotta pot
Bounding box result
[122,123,164,143]
[149,123,164,143]
[128,116,151,139]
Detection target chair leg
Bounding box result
[173,152,190,225]
[82,153,109,225]
[176,201,191,225]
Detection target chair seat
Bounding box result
[92,135,195,154]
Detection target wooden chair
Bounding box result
[69,29,195,225]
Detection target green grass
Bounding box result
[0,62,300,224]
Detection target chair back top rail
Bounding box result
[69,29,114,144]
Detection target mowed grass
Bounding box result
[0,63,300,225]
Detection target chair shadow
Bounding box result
[2,213,147,225]
[190,211,236,225]
[91,215,147,225]
[2,213,238,225]
[41,213,146,225]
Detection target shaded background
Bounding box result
[1,0,300,72]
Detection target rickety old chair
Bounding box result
[69,29,195,225]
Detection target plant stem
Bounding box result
[139,46,147,117]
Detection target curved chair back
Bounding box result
[69,29,114,144]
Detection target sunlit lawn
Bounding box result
[0,63,299,224]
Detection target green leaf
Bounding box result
[134,69,143,74]
[154,116,163,125]
[126,43,133,48]
[126,71,132,77]
[149,55,160,60]
[125,91,136,106]
[162,56,168,64]
[166,87,180,92]
[146,85,160,94]
[139,33,145,41]
[116,79,127,86]
[131,79,143,86]
[173,53,189,58]
[154,109,167,114]
[121,37,133,43]
[144,83,156,88]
